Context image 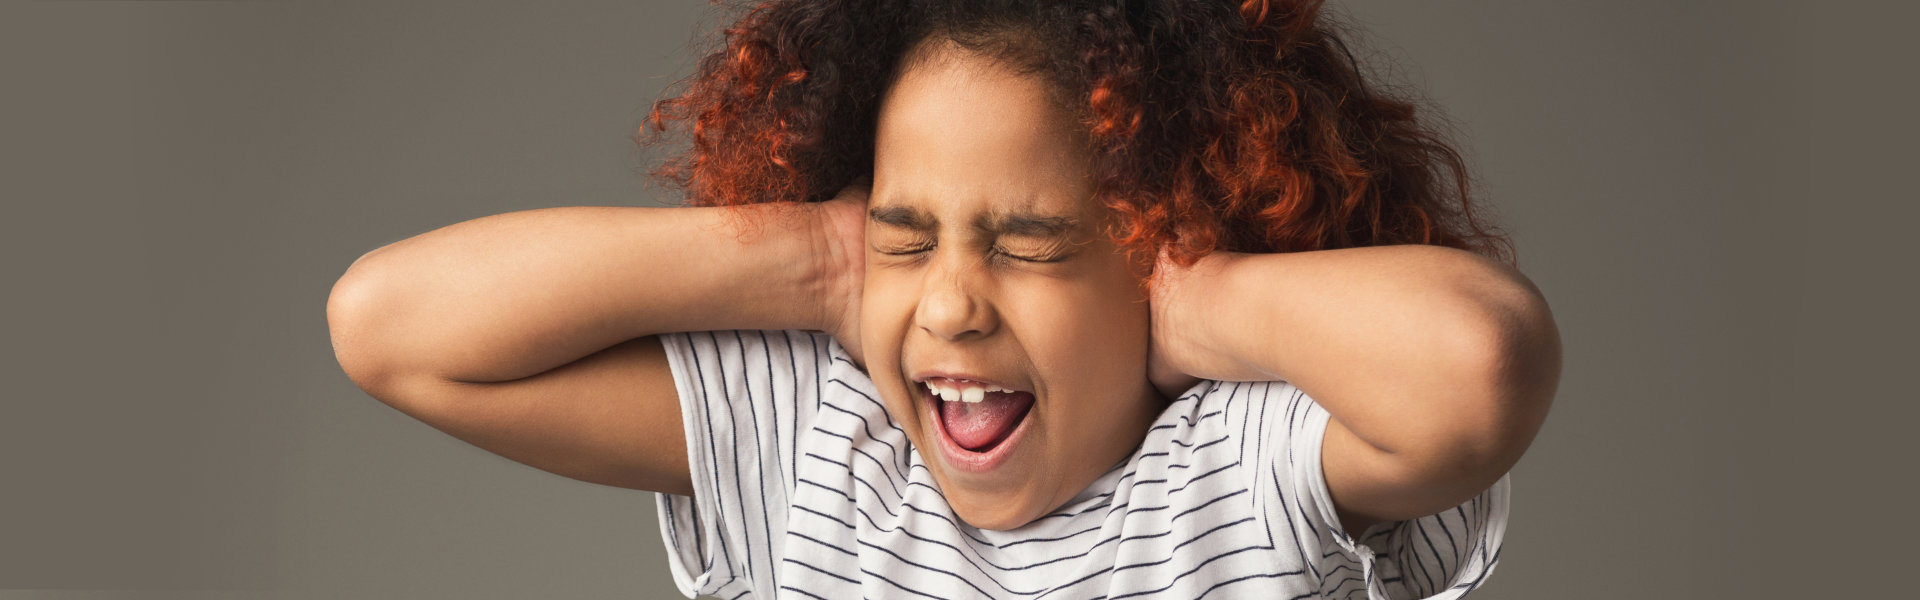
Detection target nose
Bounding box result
[915,257,997,342]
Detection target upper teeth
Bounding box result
[924,380,1008,403]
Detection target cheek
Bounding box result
[860,276,914,348]
[859,275,921,410]
[1003,274,1152,385]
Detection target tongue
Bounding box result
[941,391,1034,451]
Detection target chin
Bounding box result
[946,490,1046,531]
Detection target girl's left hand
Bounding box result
[816,179,871,369]
[1145,248,1211,400]
[1148,248,1290,398]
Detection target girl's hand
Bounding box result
[815,180,870,368]
[1146,248,1209,400]
[1147,249,1269,399]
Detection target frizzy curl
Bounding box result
[637,0,1514,273]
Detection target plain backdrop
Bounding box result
[2,1,1913,598]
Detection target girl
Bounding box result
[326,1,1560,598]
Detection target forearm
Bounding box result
[1167,245,1558,461]
[326,203,837,387]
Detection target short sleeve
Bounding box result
[1244,380,1511,600]
[652,330,836,599]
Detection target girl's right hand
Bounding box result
[815,179,870,369]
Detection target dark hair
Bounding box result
[639,0,1515,273]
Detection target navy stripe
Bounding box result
[1170,488,1249,522]
[844,500,1121,576]
[686,333,735,578]
[1256,389,1280,548]
[798,477,853,502]
[789,531,858,556]
[778,585,829,600]
[861,566,986,600]
[1108,545,1290,600]
[1186,435,1230,455]
[823,379,913,457]
[1113,517,1258,573]
[1321,562,1358,581]
[1167,461,1240,494]
[808,331,822,414]
[763,331,789,497]
[994,523,1101,549]
[1440,503,1463,565]
[792,504,854,530]
[1397,518,1428,595]
[1283,392,1325,584]
[1324,574,1364,593]
[783,557,858,584]
[855,538,1018,597]
[1195,571,1310,600]
[714,332,762,580]
[1272,457,1321,585]
[818,394,906,460]
[1032,492,1115,521]
[1412,518,1441,594]
[1252,383,1273,528]
[1033,565,1114,600]
[809,427,908,492]
[1234,382,1252,479]
[728,331,772,584]
[802,453,901,508]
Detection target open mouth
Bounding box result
[918,377,1036,464]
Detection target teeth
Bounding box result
[923,379,1010,403]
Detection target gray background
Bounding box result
[2,1,1913,598]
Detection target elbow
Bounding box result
[327,250,402,398]
[1418,266,1562,483]
[1354,255,1561,516]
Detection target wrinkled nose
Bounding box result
[915,262,996,342]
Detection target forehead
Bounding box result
[872,40,1094,220]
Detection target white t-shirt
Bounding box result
[654,330,1509,599]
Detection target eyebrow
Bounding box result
[868,205,1080,237]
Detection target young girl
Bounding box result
[326,1,1560,598]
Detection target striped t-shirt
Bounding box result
[654,330,1509,599]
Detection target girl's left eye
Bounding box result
[993,247,1065,263]
[873,243,1064,263]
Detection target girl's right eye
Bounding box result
[875,244,932,256]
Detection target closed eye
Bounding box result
[875,244,933,256]
[873,243,1070,263]
[992,247,1068,263]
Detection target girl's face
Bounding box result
[861,40,1166,530]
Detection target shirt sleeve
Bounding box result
[651,330,836,599]
[1242,380,1511,600]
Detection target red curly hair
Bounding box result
[638,0,1515,274]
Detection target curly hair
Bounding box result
[638,0,1515,273]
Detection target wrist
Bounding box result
[810,197,870,361]
[1154,250,1271,381]
[807,203,854,329]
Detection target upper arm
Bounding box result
[1317,276,1559,537]
[365,335,693,496]
[1319,415,1504,538]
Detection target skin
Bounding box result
[855,39,1168,531]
